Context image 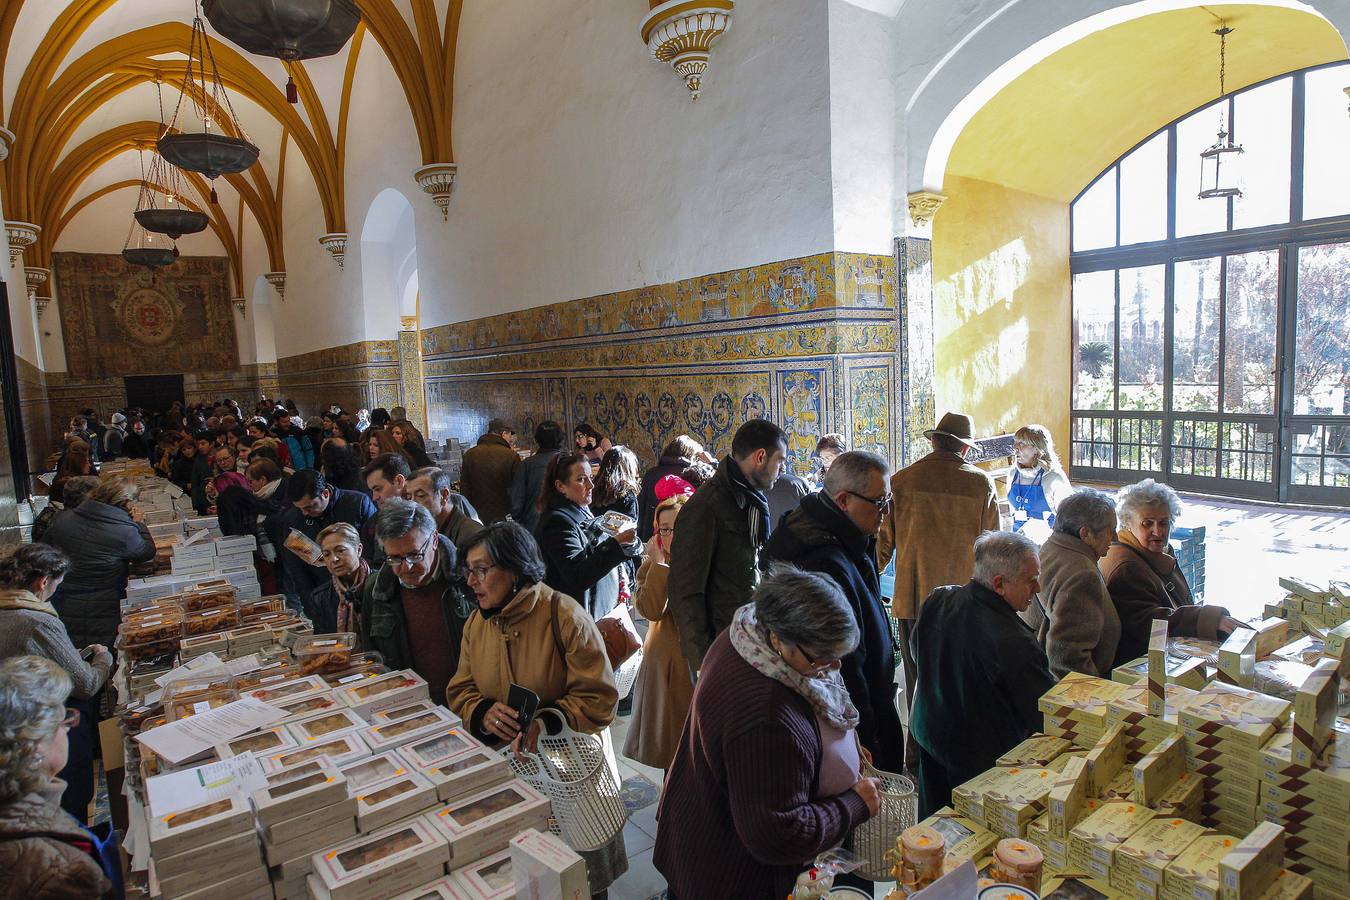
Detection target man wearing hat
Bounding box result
[877,412,999,763]
[459,417,521,525]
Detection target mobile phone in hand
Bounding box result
[507,683,540,729]
[79,646,96,661]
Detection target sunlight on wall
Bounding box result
[933,174,1071,449]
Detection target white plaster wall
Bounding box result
[357,188,417,341]
[827,0,897,251]
[416,0,834,328]
[0,181,43,369]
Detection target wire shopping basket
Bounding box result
[613,649,642,700]
[504,708,629,851]
[847,760,918,881]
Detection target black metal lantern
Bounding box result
[1198,26,1243,201]
[204,0,361,103]
[134,144,210,239]
[159,2,258,200]
[122,247,180,271]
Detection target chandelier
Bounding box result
[134,139,210,240]
[204,0,361,103]
[1198,25,1243,200]
[122,214,179,274]
[159,1,259,201]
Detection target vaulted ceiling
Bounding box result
[0,0,463,290]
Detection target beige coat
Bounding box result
[877,451,999,620]
[623,551,695,770]
[446,582,617,736]
[0,780,112,899]
[459,433,521,525]
[1026,531,1121,678]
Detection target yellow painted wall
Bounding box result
[933,174,1071,453]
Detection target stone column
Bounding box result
[397,316,428,435]
[898,191,945,465]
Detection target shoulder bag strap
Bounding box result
[549,594,566,662]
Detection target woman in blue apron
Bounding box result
[1006,425,1073,531]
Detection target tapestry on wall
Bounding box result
[53,252,238,379]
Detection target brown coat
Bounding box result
[1099,533,1227,669]
[1024,531,1121,678]
[0,782,112,899]
[446,582,618,736]
[623,549,695,770]
[876,451,999,620]
[458,433,521,525]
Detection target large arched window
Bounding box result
[1070,61,1350,505]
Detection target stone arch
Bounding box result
[359,186,418,335]
[902,0,1350,194]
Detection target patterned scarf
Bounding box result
[333,560,371,638]
[728,603,858,730]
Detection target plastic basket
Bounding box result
[504,708,629,851]
[846,761,918,881]
[613,649,642,701]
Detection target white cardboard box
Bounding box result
[147,792,253,857]
[448,849,517,899]
[308,816,451,900]
[355,768,439,833]
[260,731,370,774]
[335,669,430,718]
[360,707,462,754]
[251,758,348,824]
[414,746,512,804]
[423,780,551,868]
[510,829,588,900]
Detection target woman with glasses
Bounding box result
[0,546,113,826]
[446,521,625,897]
[0,655,121,897]
[310,523,371,637]
[623,478,695,771]
[533,453,642,621]
[653,566,880,898]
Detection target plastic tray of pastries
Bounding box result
[183,605,240,636]
[179,632,229,655]
[237,594,286,620]
[162,675,235,703]
[119,610,184,645]
[233,661,302,691]
[274,692,342,721]
[178,585,237,612]
[326,662,392,687]
[166,687,239,722]
[287,707,369,743]
[294,633,358,675]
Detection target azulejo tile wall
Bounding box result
[420,252,903,476]
[276,340,402,419]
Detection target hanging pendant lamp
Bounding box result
[203,0,360,103]
[123,196,180,273]
[1198,24,1243,200]
[134,140,210,240]
[159,1,259,201]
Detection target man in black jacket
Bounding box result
[909,531,1055,818]
[763,450,902,771]
[273,469,377,619]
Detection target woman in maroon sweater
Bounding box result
[653,567,880,898]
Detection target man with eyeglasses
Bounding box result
[275,469,377,618]
[359,497,473,706]
[763,450,903,772]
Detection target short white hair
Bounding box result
[1116,478,1182,526]
[0,657,71,804]
[972,531,1038,588]
[823,450,889,496]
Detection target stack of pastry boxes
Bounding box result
[1264,578,1350,637]
[1258,651,1350,899]
[1180,679,1292,836]
[148,793,271,900]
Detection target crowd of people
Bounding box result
[0,397,1242,898]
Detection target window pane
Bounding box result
[1073,171,1116,251]
[1232,78,1291,230]
[1223,249,1279,414]
[1118,265,1165,410]
[1176,101,1230,237]
[1119,132,1168,245]
[1173,257,1221,412]
[1303,64,1350,221]
[1072,270,1116,410]
[1295,242,1350,415]
[1291,424,1350,487]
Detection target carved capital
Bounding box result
[907,191,947,228]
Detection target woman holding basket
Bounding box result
[445,521,626,897]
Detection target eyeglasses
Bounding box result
[61,708,81,730]
[657,527,675,537]
[464,563,498,582]
[796,645,841,672]
[845,489,892,510]
[386,532,434,568]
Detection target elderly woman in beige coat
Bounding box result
[445,521,624,896]
[1024,490,1121,677]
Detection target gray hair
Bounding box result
[754,564,859,660]
[823,450,889,496]
[972,531,1038,588]
[61,475,102,509]
[410,466,452,493]
[374,496,436,544]
[0,656,71,804]
[1055,490,1117,538]
[1116,478,1182,526]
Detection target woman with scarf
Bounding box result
[446,521,622,896]
[653,566,880,899]
[215,471,286,596]
[309,523,371,637]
